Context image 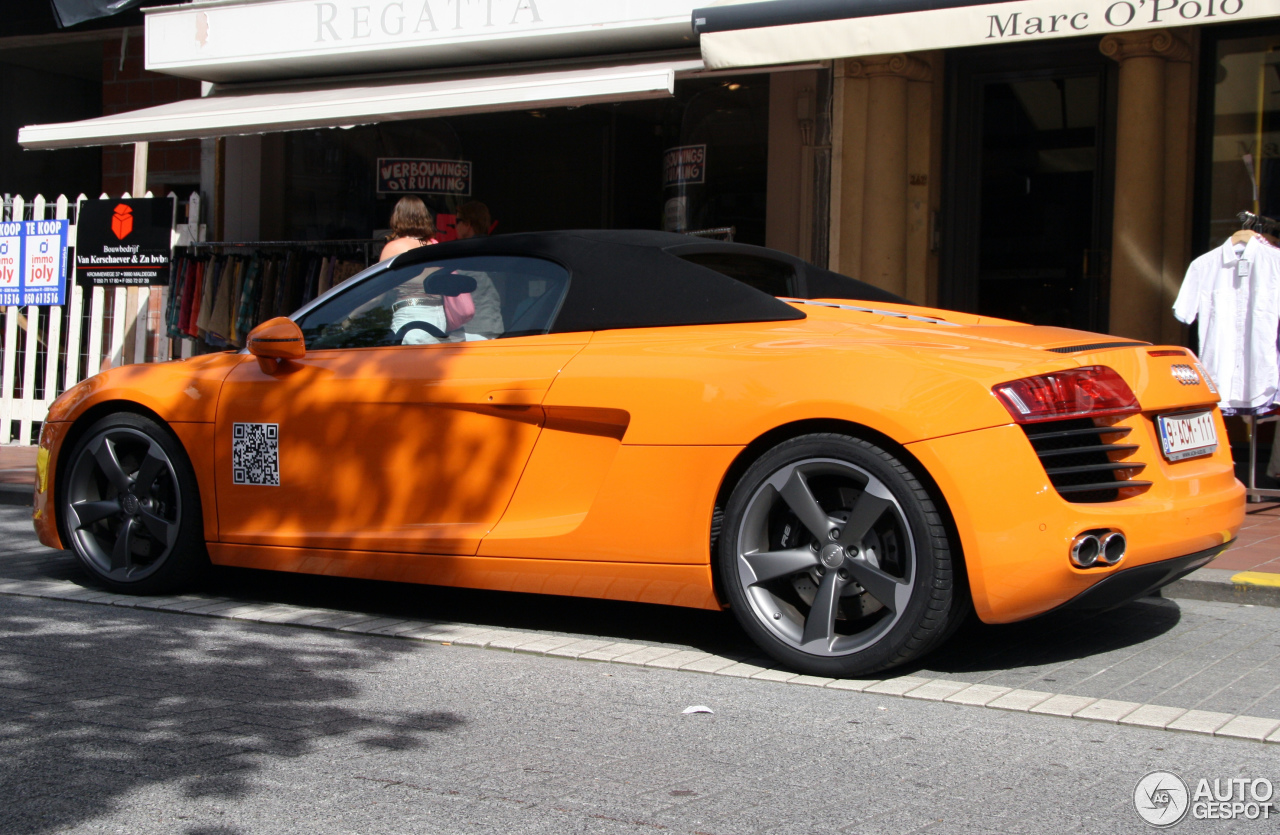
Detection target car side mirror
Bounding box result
[247,317,306,360]
[424,272,477,296]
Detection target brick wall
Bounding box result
[101,33,201,197]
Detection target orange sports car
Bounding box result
[32,231,1244,677]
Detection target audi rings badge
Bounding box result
[1170,364,1200,386]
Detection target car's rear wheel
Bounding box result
[59,412,207,594]
[719,433,962,677]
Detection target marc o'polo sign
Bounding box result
[76,197,174,286]
[699,0,1272,68]
[377,158,472,196]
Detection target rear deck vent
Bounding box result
[1022,418,1151,503]
[1046,341,1149,354]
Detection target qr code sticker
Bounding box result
[232,423,280,486]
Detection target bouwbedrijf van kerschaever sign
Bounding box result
[377,158,473,195]
[76,197,174,286]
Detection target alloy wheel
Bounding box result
[734,457,916,657]
[64,426,183,584]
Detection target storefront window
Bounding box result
[270,75,772,246]
[666,78,770,243]
[1204,29,1280,244]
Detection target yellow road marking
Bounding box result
[1231,571,1280,588]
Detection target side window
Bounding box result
[678,253,797,297]
[296,255,570,350]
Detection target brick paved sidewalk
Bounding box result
[0,444,35,487]
[1218,502,1280,573]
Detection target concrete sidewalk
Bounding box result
[4,441,1278,604]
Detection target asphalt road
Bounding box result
[1,594,1277,835]
[2,507,1279,833]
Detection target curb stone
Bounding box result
[1165,567,1280,607]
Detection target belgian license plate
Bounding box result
[1157,411,1218,461]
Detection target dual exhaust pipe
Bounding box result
[1070,530,1126,568]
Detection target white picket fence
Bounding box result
[0,192,198,446]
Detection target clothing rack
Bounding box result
[1244,413,1280,502]
[180,238,382,261]
[686,226,737,242]
[166,240,378,355]
[1237,211,1280,237]
[1223,214,1280,501]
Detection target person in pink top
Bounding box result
[379,196,474,341]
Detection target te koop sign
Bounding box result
[0,219,68,308]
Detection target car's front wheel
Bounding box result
[59,412,207,594]
[719,433,964,677]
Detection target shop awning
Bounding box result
[19,58,703,150]
[696,0,1280,69]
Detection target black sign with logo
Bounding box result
[75,197,174,286]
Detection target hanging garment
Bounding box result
[235,255,262,340]
[333,259,364,286]
[173,257,194,336]
[180,260,202,336]
[318,255,336,296]
[302,256,321,305]
[206,257,239,345]
[256,256,278,326]
[165,256,186,338]
[195,256,221,335]
[274,252,291,315]
[184,261,205,338]
[1174,236,1280,411]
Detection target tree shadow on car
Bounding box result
[0,595,464,835]
[907,593,1183,677]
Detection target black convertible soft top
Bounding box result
[391,229,908,334]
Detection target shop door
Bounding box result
[942,42,1114,331]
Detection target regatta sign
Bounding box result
[377,158,473,195]
[144,0,700,83]
[0,220,68,307]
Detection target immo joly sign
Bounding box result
[0,218,68,307]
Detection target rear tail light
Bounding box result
[993,366,1140,424]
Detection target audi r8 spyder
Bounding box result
[32,230,1244,677]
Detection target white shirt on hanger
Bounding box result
[1173,235,1280,411]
